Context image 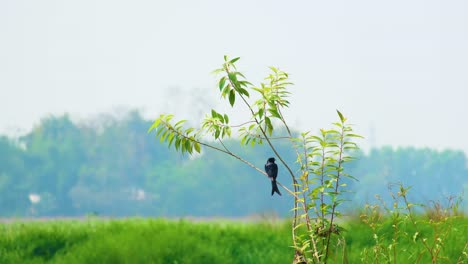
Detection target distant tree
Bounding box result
[20,115,85,215]
[347,147,468,209]
[0,137,30,215]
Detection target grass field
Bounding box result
[0,216,466,263]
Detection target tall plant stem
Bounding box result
[324,123,345,261]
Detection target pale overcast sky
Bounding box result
[1,0,467,154]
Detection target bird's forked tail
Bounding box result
[271,180,282,196]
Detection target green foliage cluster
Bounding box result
[148,56,366,261]
[289,113,362,261]
[147,56,467,263]
[0,217,465,263]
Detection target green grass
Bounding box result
[344,216,467,263]
[0,219,293,264]
[0,217,466,263]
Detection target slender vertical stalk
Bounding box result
[224,65,310,262]
[324,123,345,261]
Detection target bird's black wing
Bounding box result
[265,162,278,179]
[271,163,278,179]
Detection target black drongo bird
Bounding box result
[265,157,281,196]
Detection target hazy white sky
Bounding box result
[1,0,467,153]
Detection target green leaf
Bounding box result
[167,133,176,147]
[265,117,273,136]
[165,114,174,122]
[147,119,161,133]
[194,142,201,153]
[336,110,345,123]
[240,135,247,145]
[211,68,223,75]
[174,119,186,129]
[155,127,164,137]
[228,72,238,84]
[252,87,264,94]
[185,140,192,154]
[222,84,231,97]
[175,138,181,151]
[217,113,224,123]
[229,57,240,64]
[258,108,264,119]
[238,87,250,97]
[236,72,246,79]
[185,128,195,135]
[345,133,364,138]
[218,76,227,91]
[229,89,235,106]
[268,108,281,119]
[327,129,340,134]
[160,130,169,143]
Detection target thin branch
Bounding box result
[225,67,306,261]
[230,120,256,128]
[273,82,321,262]
[242,131,290,140]
[225,67,297,186]
[160,120,298,197]
[218,139,231,153]
[226,66,320,263]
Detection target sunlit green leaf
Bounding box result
[219,76,227,91]
[160,130,169,143]
[229,57,240,64]
[194,142,201,153]
[336,110,345,123]
[185,128,195,135]
[148,118,161,133]
[265,117,273,136]
[174,120,186,129]
[345,133,364,138]
[167,133,175,147]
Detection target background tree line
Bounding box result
[0,111,466,217]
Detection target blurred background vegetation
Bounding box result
[0,110,466,217]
